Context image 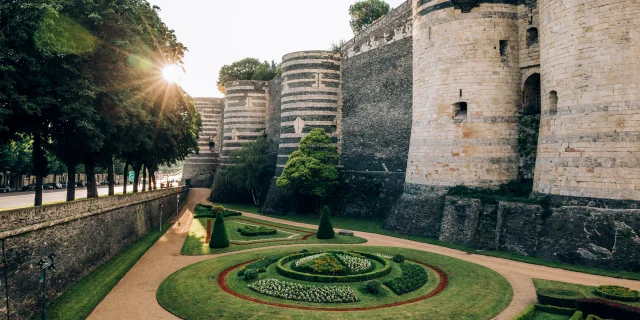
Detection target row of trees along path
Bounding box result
[0,0,201,205]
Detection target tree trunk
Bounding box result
[142,165,147,192]
[133,164,140,193]
[66,163,76,201]
[85,161,98,198]
[123,163,129,195]
[33,133,46,206]
[107,157,115,196]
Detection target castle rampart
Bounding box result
[182,97,223,187]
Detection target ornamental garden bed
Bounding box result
[181,214,367,255]
[159,246,512,319]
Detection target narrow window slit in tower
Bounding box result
[453,102,468,122]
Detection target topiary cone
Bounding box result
[209,212,230,248]
[316,206,335,239]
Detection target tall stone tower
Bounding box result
[220,80,268,165]
[182,97,223,187]
[535,0,640,200]
[406,0,521,189]
[275,51,342,174]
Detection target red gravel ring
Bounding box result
[205,220,212,243]
[218,258,449,311]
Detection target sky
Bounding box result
[148,0,406,98]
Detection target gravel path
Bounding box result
[88,188,640,320]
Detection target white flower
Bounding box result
[247,278,358,303]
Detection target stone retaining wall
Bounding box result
[0,187,188,319]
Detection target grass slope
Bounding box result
[218,203,640,281]
[180,215,367,255]
[44,224,171,320]
[158,246,513,320]
[534,279,640,308]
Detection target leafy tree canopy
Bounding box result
[224,136,275,206]
[349,0,391,34]
[216,58,281,93]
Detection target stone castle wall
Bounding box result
[534,0,640,200]
[0,187,189,319]
[183,97,223,187]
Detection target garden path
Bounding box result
[88,188,640,320]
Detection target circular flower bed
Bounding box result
[276,251,392,283]
[594,285,640,302]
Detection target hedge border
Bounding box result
[535,290,584,308]
[576,298,640,319]
[275,251,392,283]
[218,257,449,311]
[237,226,277,237]
[593,286,640,302]
[512,305,535,320]
[512,304,582,320]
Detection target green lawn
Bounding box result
[158,246,513,320]
[44,224,171,320]
[180,215,367,255]
[217,203,640,281]
[534,279,640,308]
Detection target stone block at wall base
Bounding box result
[496,202,543,256]
[187,171,215,188]
[261,179,297,215]
[339,171,405,218]
[384,184,447,238]
[536,207,640,272]
[439,196,500,249]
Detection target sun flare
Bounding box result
[162,65,184,83]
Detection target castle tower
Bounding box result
[275,51,342,174]
[220,80,268,165]
[182,97,223,187]
[406,0,521,188]
[535,0,640,200]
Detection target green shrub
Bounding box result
[237,225,277,236]
[585,315,602,320]
[536,288,585,308]
[512,305,535,320]
[211,205,225,215]
[364,280,381,294]
[239,255,285,276]
[569,311,583,320]
[392,254,405,263]
[383,263,428,295]
[224,209,242,217]
[209,212,230,248]
[300,249,309,253]
[316,206,335,239]
[244,268,258,280]
[593,285,640,302]
[535,304,578,316]
[193,204,242,218]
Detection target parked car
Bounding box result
[21,184,43,191]
[99,181,109,186]
[0,186,10,193]
[44,182,62,189]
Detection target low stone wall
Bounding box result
[386,188,640,272]
[0,187,188,319]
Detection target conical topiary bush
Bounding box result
[316,206,335,239]
[209,212,230,248]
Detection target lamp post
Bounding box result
[160,202,164,232]
[38,251,56,320]
[176,194,179,217]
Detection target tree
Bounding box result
[316,206,335,239]
[349,0,391,34]
[209,212,230,248]
[276,128,339,212]
[216,58,281,93]
[224,136,275,206]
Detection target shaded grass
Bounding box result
[158,246,513,319]
[218,203,640,281]
[44,224,171,320]
[533,279,640,308]
[180,216,367,255]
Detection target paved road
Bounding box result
[0,186,134,209]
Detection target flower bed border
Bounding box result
[218,257,449,311]
[276,251,392,283]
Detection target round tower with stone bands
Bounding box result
[535,0,640,200]
[220,80,268,165]
[406,0,521,188]
[275,50,342,175]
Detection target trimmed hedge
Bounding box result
[239,255,285,276]
[569,311,583,320]
[584,315,602,320]
[276,251,391,283]
[536,288,585,308]
[316,206,335,239]
[512,305,535,320]
[237,225,277,236]
[535,304,578,316]
[193,204,243,218]
[383,262,428,295]
[209,212,230,248]
[576,298,640,320]
[593,285,640,302]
